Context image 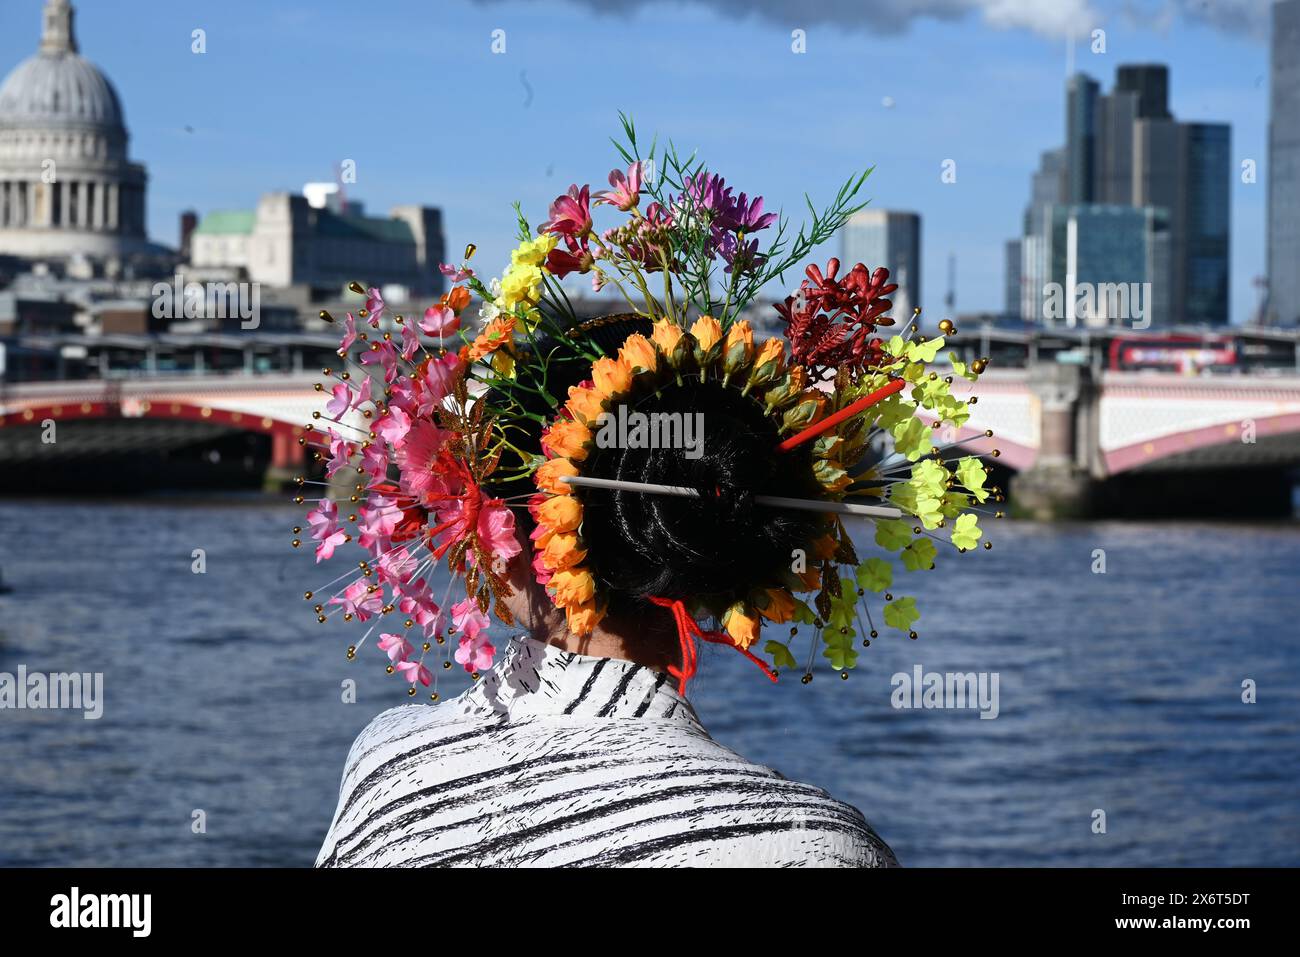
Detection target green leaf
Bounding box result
[955,457,989,503]
[901,537,937,571]
[905,336,945,363]
[855,557,893,592]
[874,518,913,551]
[821,629,858,669]
[951,513,983,551]
[883,596,919,632]
[948,351,980,381]
[791,598,817,625]
[764,640,798,670]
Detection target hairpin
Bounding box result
[558,474,903,519]
[777,377,907,453]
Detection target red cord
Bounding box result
[777,377,906,453]
[648,595,778,695]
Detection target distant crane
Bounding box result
[944,253,956,315]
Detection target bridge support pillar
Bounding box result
[264,428,304,492]
[1012,362,1097,520]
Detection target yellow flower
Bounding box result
[535,457,579,495]
[550,568,595,608]
[565,384,606,426]
[542,531,587,571]
[690,314,722,351]
[758,587,795,624]
[722,601,761,649]
[618,334,658,374]
[499,262,544,310]
[536,495,582,533]
[541,420,592,462]
[510,234,557,268]
[490,350,516,378]
[565,599,605,637]
[591,356,634,398]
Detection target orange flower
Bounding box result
[542,531,587,571]
[722,601,761,649]
[619,333,658,374]
[468,315,516,360]
[565,599,605,637]
[444,286,471,313]
[550,568,595,608]
[591,355,633,398]
[541,420,592,461]
[690,314,722,351]
[535,457,579,495]
[536,494,582,533]
[650,318,684,354]
[758,587,796,624]
[565,384,606,426]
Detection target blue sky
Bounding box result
[0,0,1277,323]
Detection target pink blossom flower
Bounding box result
[359,441,391,481]
[420,303,460,337]
[414,353,459,418]
[377,632,413,664]
[440,262,474,282]
[476,499,522,565]
[454,632,495,674]
[365,287,385,326]
[451,597,489,638]
[329,578,383,621]
[325,429,354,478]
[374,405,412,450]
[397,421,453,500]
[541,184,592,238]
[307,500,348,562]
[395,659,432,686]
[360,340,399,384]
[357,495,405,551]
[398,578,442,633]
[594,161,643,211]
[377,546,418,585]
[325,383,355,418]
[399,322,420,361]
[339,312,359,353]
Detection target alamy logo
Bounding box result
[891,665,1000,719]
[0,666,103,719]
[151,273,261,329]
[594,407,704,460]
[1042,281,1151,329]
[50,887,151,937]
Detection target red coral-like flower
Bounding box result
[776,258,898,377]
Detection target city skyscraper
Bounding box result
[1048,63,1230,325]
[1268,0,1300,326]
[841,209,921,321]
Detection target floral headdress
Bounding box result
[292,115,999,698]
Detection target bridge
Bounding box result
[3,362,1300,513]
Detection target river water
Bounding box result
[0,498,1296,866]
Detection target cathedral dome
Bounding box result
[0,49,125,133]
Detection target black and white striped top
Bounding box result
[317,635,897,867]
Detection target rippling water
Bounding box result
[1,498,1297,866]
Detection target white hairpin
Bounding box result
[558,474,903,519]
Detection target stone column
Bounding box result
[78,180,89,230]
[1011,361,1097,520]
[107,182,118,231]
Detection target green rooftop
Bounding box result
[194,210,256,235]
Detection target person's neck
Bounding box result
[529,605,680,673]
